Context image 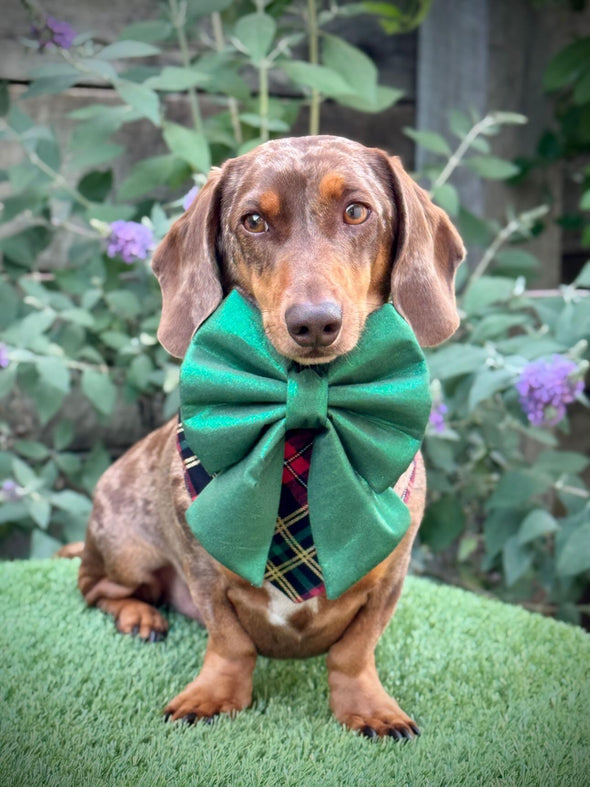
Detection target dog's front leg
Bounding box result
[326,588,420,740]
[164,588,257,723]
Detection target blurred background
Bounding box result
[1,0,589,624]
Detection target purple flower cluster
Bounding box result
[107,221,154,264]
[0,343,9,369]
[516,355,584,427]
[1,480,20,501]
[182,185,200,211]
[429,402,448,433]
[32,16,77,50]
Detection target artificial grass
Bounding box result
[0,559,589,787]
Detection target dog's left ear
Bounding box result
[383,155,465,347]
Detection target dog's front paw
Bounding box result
[329,669,420,740]
[163,673,252,724]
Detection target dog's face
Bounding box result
[152,136,465,361]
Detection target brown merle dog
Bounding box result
[73,136,464,738]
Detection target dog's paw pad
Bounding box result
[114,600,168,641]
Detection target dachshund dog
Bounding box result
[76,136,464,739]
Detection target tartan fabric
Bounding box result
[176,419,416,603]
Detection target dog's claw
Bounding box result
[131,625,139,636]
[147,630,166,643]
[183,713,197,725]
[361,725,377,739]
[163,710,172,722]
[399,727,412,739]
[409,722,421,737]
[387,728,403,740]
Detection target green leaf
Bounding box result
[432,183,459,216]
[427,344,488,380]
[281,61,351,97]
[536,450,590,476]
[81,443,111,493]
[81,368,116,416]
[486,470,552,511]
[239,113,290,133]
[543,38,590,91]
[503,535,533,586]
[26,497,52,529]
[53,420,75,451]
[78,170,113,202]
[187,0,234,14]
[234,13,276,65]
[462,276,516,315]
[493,248,540,277]
[466,156,520,180]
[118,20,173,43]
[35,357,70,394]
[12,457,39,487]
[580,190,590,211]
[556,508,590,577]
[420,496,466,552]
[162,123,211,173]
[23,75,79,98]
[0,365,17,399]
[574,68,590,105]
[145,67,209,91]
[51,490,92,517]
[334,85,403,113]
[104,290,141,319]
[468,368,516,410]
[127,355,155,391]
[70,143,125,171]
[85,203,135,223]
[117,154,188,201]
[14,440,50,460]
[115,81,160,126]
[8,310,55,347]
[470,313,531,343]
[404,128,451,156]
[574,261,590,287]
[98,41,160,60]
[518,509,559,545]
[30,529,63,558]
[322,34,378,104]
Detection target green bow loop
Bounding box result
[180,289,432,599]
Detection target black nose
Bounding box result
[285,302,343,348]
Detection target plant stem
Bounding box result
[211,11,242,146]
[307,0,320,135]
[432,113,497,192]
[169,0,203,133]
[259,62,270,142]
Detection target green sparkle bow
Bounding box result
[179,290,431,599]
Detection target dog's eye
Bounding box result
[343,203,370,225]
[242,213,269,234]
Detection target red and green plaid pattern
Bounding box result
[177,419,416,603]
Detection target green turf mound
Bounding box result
[1,558,589,786]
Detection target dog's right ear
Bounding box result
[151,167,224,358]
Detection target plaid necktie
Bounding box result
[177,419,416,603]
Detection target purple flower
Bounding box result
[1,480,21,501]
[429,402,448,434]
[107,221,154,264]
[0,343,9,369]
[182,185,200,211]
[32,17,76,50]
[516,355,585,427]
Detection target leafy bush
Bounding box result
[0,1,588,621]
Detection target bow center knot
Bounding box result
[285,367,328,430]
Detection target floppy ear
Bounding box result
[386,155,465,347]
[151,168,225,358]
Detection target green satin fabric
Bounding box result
[179,290,431,599]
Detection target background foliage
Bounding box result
[0,0,589,623]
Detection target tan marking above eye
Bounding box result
[242,213,269,234]
[319,172,346,201]
[344,203,370,225]
[259,190,281,218]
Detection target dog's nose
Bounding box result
[285,302,342,347]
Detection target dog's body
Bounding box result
[78,136,464,738]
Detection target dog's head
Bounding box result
[152,136,465,362]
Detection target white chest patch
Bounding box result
[263,582,320,628]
